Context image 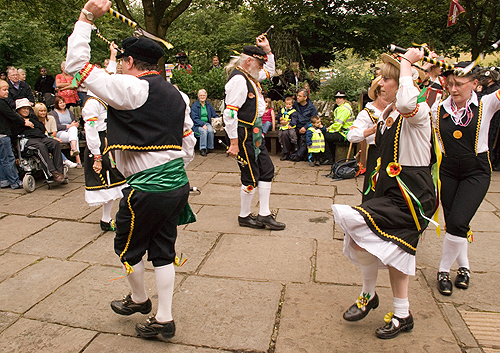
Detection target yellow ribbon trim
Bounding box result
[119,189,136,274]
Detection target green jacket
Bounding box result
[327,102,354,137]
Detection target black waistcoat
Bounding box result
[436,101,481,157]
[228,68,258,126]
[106,74,185,153]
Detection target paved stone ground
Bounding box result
[0,151,499,353]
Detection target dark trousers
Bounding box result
[278,128,297,155]
[324,131,346,161]
[238,126,274,187]
[440,153,491,238]
[26,137,63,176]
[114,184,190,267]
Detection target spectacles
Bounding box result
[445,80,473,89]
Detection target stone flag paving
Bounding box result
[0,152,499,352]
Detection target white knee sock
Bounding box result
[393,297,410,319]
[154,263,175,323]
[239,185,256,217]
[101,200,113,223]
[126,260,148,303]
[258,181,271,217]
[439,232,467,272]
[355,250,378,299]
[456,240,469,269]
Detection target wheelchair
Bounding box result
[15,135,68,192]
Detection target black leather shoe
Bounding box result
[343,293,379,321]
[437,272,453,296]
[455,267,470,289]
[100,220,116,232]
[111,294,152,316]
[238,214,265,229]
[136,317,175,340]
[376,313,414,339]
[256,214,286,230]
[200,149,207,157]
[280,154,289,161]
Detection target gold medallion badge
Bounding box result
[248,92,255,99]
[453,130,462,139]
[386,117,394,127]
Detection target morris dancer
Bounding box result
[332,49,436,339]
[432,62,500,296]
[82,42,127,231]
[65,0,196,340]
[223,40,285,230]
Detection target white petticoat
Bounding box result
[332,204,416,276]
[85,184,127,207]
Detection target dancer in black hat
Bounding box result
[65,0,197,340]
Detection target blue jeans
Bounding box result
[262,121,272,134]
[195,124,214,150]
[0,136,21,187]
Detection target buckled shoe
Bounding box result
[437,272,453,296]
[256,214,286,230]
[376,313,414,339]
[100,220,116,232]
[455,267,470,289]
[136,317,175,340]
[343,293,379,321]
[111,294,152,316]
[238,214,265,229]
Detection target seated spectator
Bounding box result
[306,115,326,167]
[33,103,77,169]
[17,69,26,82]
[262,98,275,135]
[290,88,318,161]
[14,98,65,183]
[0,72,6,81]
[277,96,298,160]
[49,96,82,167]
[55,61,79,108]
[191,89,218,156]
[6,67,34,109]
[0,80,32,189]
[323,90,354,162]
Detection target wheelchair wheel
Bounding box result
[23,174,36,193]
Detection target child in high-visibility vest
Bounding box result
[277,96,298,160]
[306,115,326,167]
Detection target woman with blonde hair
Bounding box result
[332,49,436,339]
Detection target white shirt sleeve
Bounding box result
[259,54,275,81]
[347,109,375,144]
[223,75,248,139]
[105,60,117,74]
[179,90,196,167]
[82,99,105,156]
[65,21,148,111]
[396,76,430,127]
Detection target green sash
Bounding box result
[239,117,262,161]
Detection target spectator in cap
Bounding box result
[223,34,285,230]
[323,90,354,162]
[65,0,196,341]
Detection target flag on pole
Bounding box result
[447,0,465,27]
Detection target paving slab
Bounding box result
[460,311,500,350]
[331,177,362,195]
[273,167,319,184]
[315,240,392,288]
[175,230,220,273]
[10,220,103,259]
[0,312,20,333]
[70,230,122,267]
[0,215,55,250]
[31,187,95,220]
[270,194,333,212]
[184,205,271,235]
[0,258,85,313]
[0,252,41,283]
[440,303,479,348]
[421,268,500,312]
[189,183,252,207]
[0,318,96,353]
[200,233,313,282]
[275,282,460,353]
[172,276,281,351]
[32,181,83,196]
[0,193,61,215]
[469,211,500,231]
[209,172,242,186]
[25,265,176,336]
[186,170,218,187]
[83,333,232,352]
[276,208,334,242]
[333,193,362,206]
[190,154,240,173]
[272,181,336,197]
[80,200,121,224]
